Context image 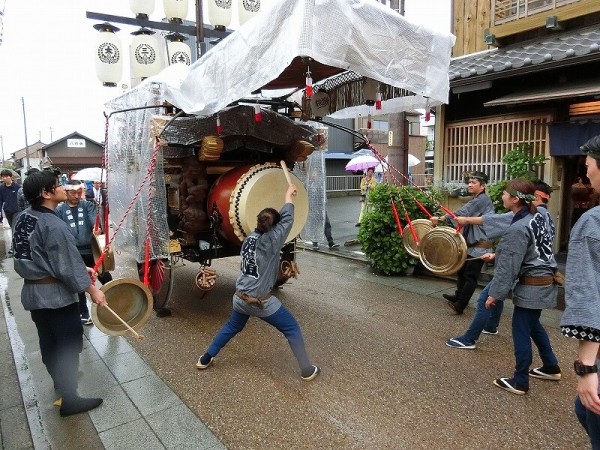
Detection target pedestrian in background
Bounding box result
[560,135,600,449]
[55,180,113,325]
[196,184,320,381]
[17,168,40,212]
[13,170,107,416]
[431,171,494,315]
[356,167,377,226]
[0,169,22,253]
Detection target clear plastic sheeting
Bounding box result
[104,83,171,263]
[295,124,328,244]
[151,0,454,117]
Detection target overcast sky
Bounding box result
[0,0,452,159]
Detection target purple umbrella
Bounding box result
[345,155,380,171]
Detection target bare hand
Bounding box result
[86,267,98,283]
[430,217,440,226]
[454,216,468,225]
[481,253,495,262]
[485,296,497,309]
[285,184,297,203]
[88,285,107,307]
[578,374,600,415]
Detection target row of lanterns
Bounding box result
[94,0,266,86]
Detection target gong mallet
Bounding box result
[280,160,297,195]
[103,304,145,340]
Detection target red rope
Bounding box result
[405,212,418,243]
[390,196,403,236]
[92,136,161,274]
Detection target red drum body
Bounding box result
[207,163,309,246]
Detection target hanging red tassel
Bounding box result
[425,110,431,122]
[367,113,372,129]
[254,104,262,122]
[305,72,313,99]
[375,92,382,110]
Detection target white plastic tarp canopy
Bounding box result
[108,0,455,117]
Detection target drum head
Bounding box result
[92,277,153,337]
[418,227,467,276]
[208,163,309,246]
[402,219,434,258]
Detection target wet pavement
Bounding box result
[0,199,590,449]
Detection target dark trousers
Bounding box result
[4,211,16,227]
[576,396,600,450]
[78,253,113,318]
[324,213,334,245]
[511,305,558,388]
[454,258,485,312]
[30,303,83,399]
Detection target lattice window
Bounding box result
[444,113,552,183]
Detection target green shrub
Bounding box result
[358,183,442,275]
[487,144,548,212]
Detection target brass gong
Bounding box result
[418,226,468,276]
[92,278,153,337]
[91,233,115,273]
[402,219,434,258]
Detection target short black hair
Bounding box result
[23,171,59,208]
[1,169,13,177]
[25,168,40,176]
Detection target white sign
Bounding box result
[388,131,393,147]
[67,139,86,148]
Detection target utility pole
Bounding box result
[21,97,30,172]
[387,0,408,185]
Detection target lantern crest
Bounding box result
[93,23,123,87]
[130,28,164,80]
[239,0,261,26]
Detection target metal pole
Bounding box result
[195,0,205,59]
[387,0,407,185]
[0,135,4,166]
[21,97,30,172]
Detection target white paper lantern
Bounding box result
[207,0,232,31]
[93,23,123,87]
[163,0,188,23]
[238,0,261,26]
[363,78,378,106]
[130,28,163,79]
[166,33,191,66]
[129,0,155,19]
[310,91,330,119]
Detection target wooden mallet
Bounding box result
[103,304,145,340]
[280,160,296,195]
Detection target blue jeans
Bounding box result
[511,305,558,388]
[461,283,504,344]
[576,396,600,449]
[207,305,311,370]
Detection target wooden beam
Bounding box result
[491,0,600,38]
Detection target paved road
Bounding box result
[1,199,588,449]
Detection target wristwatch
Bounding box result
[574,360,599,376]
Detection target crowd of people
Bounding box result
[425,137,600,447]
[3,138,600,447]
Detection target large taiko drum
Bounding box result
[207,163,309,246]
[418,226,468,276]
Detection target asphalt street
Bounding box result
[0,196,589,449]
